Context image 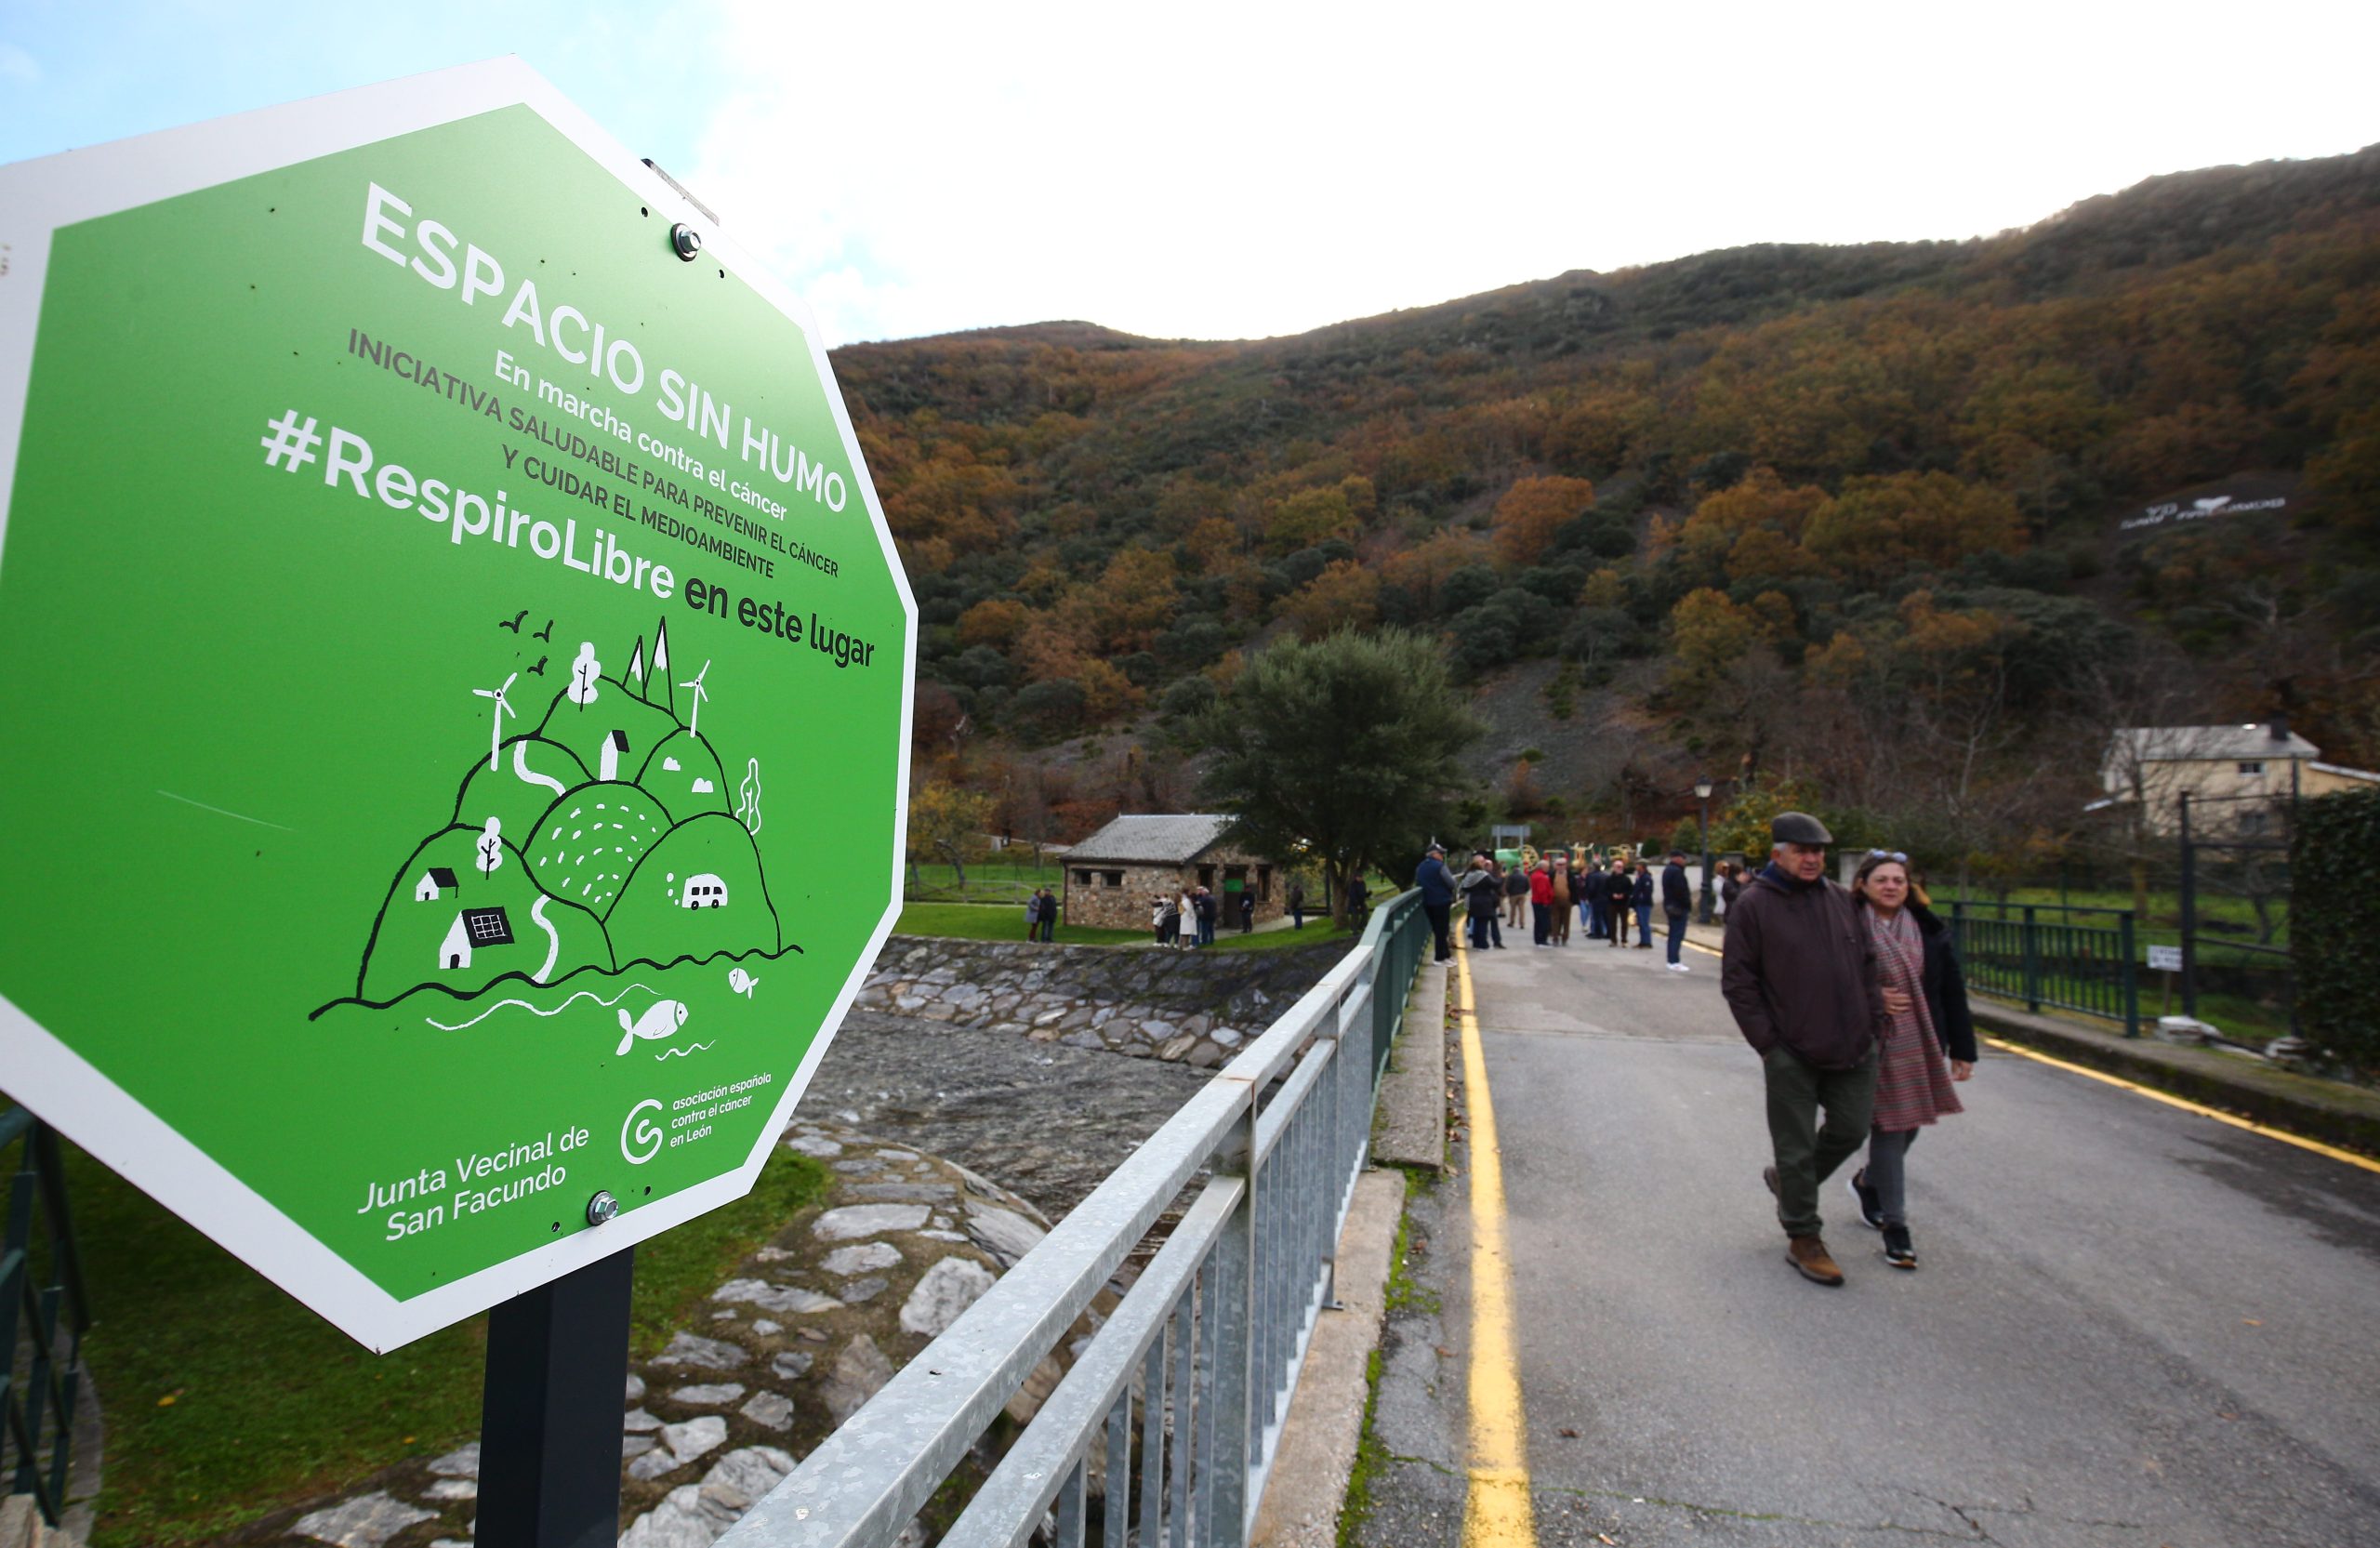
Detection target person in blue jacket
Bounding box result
[1415,842,1457,963]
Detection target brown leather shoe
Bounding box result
[1786,1235,1845,1286]
[1762,1165,1778,1198]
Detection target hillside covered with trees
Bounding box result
[835,145,2380,864]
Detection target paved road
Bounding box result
[1358,931,2380,1548]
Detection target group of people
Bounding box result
[1721,812,1976,1283]
[1147,884,1253,948]
[1413,844,1701,971]
[1022,887,1059,942]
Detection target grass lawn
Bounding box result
[1200,919,1357,954]
[905,858,1065,904]
[892,902,1358,955]
[70,1136,826,1548]
[894,902,1147,946]
[1946,886,2291,949]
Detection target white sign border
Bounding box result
[0,57,919,1354]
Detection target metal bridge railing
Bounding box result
[1949,900,2140,1039]
[1,1108,91,1526]
[720,889,1430,1548]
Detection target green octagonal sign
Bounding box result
[0,60,916,1350]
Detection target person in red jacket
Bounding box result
[1528,862,1555,946]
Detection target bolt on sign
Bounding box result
[0,60,916,1351]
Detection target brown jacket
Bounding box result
[1720,866,1884,1068]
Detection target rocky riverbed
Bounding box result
[853,935,1348,1067]
[796,1008,1216,1221]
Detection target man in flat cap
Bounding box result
[1720,811,1884,1286]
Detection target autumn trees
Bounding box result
[832,145,2380,863]
[1491,475,1597,566]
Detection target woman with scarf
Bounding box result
[1846,850,1974,1268]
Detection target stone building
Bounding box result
[1060,814,1282,932]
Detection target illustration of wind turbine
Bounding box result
[679,660,712,738]
[473,673,518,771]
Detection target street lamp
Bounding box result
[1695,779,1715,924]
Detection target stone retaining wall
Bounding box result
[854,935,1350,1066]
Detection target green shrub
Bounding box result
[2292,788,2380,1074]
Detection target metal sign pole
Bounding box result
[477,1247,635,1548]
[2178,793,2199,1020]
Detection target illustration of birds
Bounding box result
[527,655,549,676]
[534,618,555,642]
[498,610,527,632]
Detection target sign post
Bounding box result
[0,58,915,1536]
[478,1247,637,1548]
[2148,944,2184,1017]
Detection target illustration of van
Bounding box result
[682,874,730,908]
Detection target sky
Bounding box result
[5,1,2376,348]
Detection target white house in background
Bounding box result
[2093,715,2380,836]
[413,867,459,902]
[438,906,515,971]
[600,729,630,781]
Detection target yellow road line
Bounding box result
[1453,939,1538,1547]
[1980,1037,2380,1175]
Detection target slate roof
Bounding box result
[1066,814,1239,865]
[2108,725,2320,764]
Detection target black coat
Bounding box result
[1628,872,1655,907]
[1907,901,1977,1065]
[1661,863,1693,915]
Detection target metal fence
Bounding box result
[1,1108,90,1525]
[2175,790,2296,1040]
[1948,900,2140,1039]
[720,889,1430,1548]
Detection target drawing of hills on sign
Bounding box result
[321,613,788,1016]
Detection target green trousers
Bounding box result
[1763,1043,1879,1237]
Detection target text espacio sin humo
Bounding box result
[359,180,851,518]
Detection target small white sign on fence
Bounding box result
[2148,945,2185,972]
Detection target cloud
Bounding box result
[679,1,2377,345]
[0,44,40,86]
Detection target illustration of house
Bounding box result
[413,867,459,902]
[600,729,630,781]
[438,906,515,971]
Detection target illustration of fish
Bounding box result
[616,999,690,1056]
[728,967,759,999]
